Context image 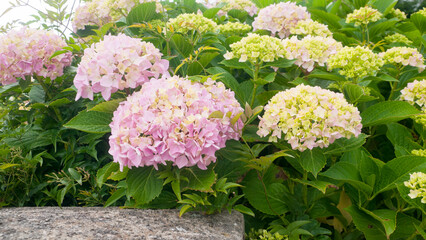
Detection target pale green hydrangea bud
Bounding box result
[290,19,333,38]
[417,7,426,17]
[327,46,384,79]
[217,22,251,36]
[400,79,426,111]
[384,33,412,45]
[413,113,426,125]
[224,33,287,63]
[167,13,217,34]
[404,172,426,203]
[380,47,425,71]
[412,149,426,157]
[346,6,383,26]
[388,8,406,21]
[257,84,362,151]
[282,35,342,72]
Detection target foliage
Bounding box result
[0,0,426,239]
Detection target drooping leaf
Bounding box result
[242,167,289,215]
[346,206,387,240]
[180,166,216,192]
[126,166,163,204]
[299,148,326,177]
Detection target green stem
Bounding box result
[250,63,260,107]
[303,171,308,206]
[388,65,402,100]
[36,76,63,122]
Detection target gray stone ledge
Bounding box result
[0,207,244,240]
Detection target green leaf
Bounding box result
[411,13,426,34]
[126,2,161,24]
[346,206,387,240]
[321,162,373,195]
[64,111,113,133]
[68,168,82,185]
[171,34,193,58]
[369,20,398,39]
[109,167,129,181]
[374,155,426,196]
[308,69,346,82]
[254,72,276,85]
[89,98,124,113]
[310,9,341,29]
[292,179,332,194]
[361,101,421,127]
[126,166,163,204]
[227,9,248,22]
[233,204,255,217]
[29,85,45,103]
[323,134,367,155]
[220,58,251,69]
[264,58,295,68]
[198,52,219,68]
[105,188,126,207]
[372,0,397,13]
[96,162,120,188]
[386,123,421,157]
[180,166,216,192]
[203,7,220,19]
[362,208,397,238]
[343,84,377,103]
[19,76,31,90]
[242,167,289,215]
[299,148,326,177]
[49,98,70,107]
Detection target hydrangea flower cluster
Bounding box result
[400,79,426,111]
[252,2,310,39]
[404,172,426,203]
[167,13,217,34]
[282,36,342,72]
[224,33,286,63]
[417,7,426,17]
[217,0,258,17]
[384,33,412,45]
[111,0,162,15]
[217,22,251,36]
[0,28,72,85]
[74,34,169,101]
[388,8,406,21]
[327,46,384,79]
[380,47,425,72]
[346,6,383,26]
[73,0,161,31]
[73,0,113,31]
[257,84,362,151]
[290,20,332,38]
[108,76,243,170]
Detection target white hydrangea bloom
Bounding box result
[283,35,342,72]
[257,84,362,151]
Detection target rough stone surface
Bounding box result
[0,207,244,240]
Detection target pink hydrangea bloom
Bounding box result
[0,28,72,85]
[252,2,310,39]
[257,84,362,151]
[109,76,243,170]
[74,34,169,101]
